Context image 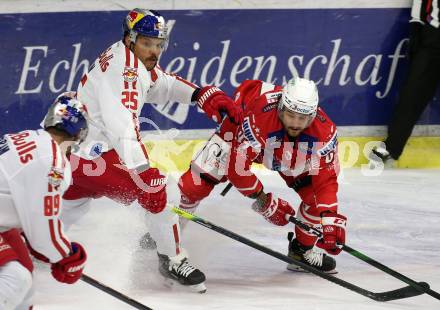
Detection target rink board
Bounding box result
[1,5,439,167]
[144,136,440,171]
[1,8,440,132]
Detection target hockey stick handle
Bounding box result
[286,215,440,301]
[220,183,233,196]
[171,205,425,302]
[285,214,322,237]
[81,274,153,310]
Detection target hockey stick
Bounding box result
[286,215,440,301]
[81,274,153,310]
[170,205,426,302]
[220,182,233,196]
[219,182,438,301]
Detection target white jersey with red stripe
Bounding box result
[0,130,72,263]
[76,41,197,170]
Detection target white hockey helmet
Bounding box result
[279,77,319,118]
[123,8,169,50]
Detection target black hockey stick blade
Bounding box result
[171,205,424,302]
[286,215,440,301]
[372,282,430,302]
[342,245,440,300]
[81,274,153,309]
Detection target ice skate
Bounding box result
[287,235,337,274]
[158,252,207,293]
[369,146,395,168]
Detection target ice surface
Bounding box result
[33,168,440,309]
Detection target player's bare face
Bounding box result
[132,36,164,70]
[280,110,310,137]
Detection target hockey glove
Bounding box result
[51,242,87,284]
[193,86,243,124]
[252,192,295,226]
[317,211,347,255]
[137,168,167,214]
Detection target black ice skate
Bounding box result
[158,252,207,293]
[287,234,337,274]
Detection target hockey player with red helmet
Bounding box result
[178,77,346,273]
[62,9,242,293]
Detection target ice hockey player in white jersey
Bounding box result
[0,92,88,309]
[62,8,242,293]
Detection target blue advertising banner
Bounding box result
[1,9,439,134]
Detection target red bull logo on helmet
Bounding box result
[127,11,145,29]
[128,11,139,22]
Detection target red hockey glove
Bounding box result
[137,168,167,214]
[252,192,295,226]
[317,212,347,255]
[51,242,87,284]
[194,86,243,124]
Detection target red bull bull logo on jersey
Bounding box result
[123,66,138,83]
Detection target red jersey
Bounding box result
[223,80,339,212]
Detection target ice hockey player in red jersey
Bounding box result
[178,77,347,273]
[62,9,242,293]
[0,92,88,309]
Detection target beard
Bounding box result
[286,127,303,137]
[144,57,158,71]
